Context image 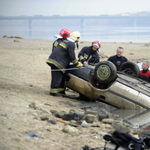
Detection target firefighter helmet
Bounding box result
[70,31,81,42]
[92,41,101,49]
[54,28,71,39]
[59,28,71,38]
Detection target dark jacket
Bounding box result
[107,55,128,71]
[52,39,63,52]
[78,46,100,64]
[47,39,76,72]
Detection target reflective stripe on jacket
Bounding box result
[52,39,63,52]
[78,46,99,64]
[47,39,76,70]
[46,59,65,73]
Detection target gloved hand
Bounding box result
[76,61,83,67]
[73,60,83,67]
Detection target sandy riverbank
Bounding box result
[0,37,150,150]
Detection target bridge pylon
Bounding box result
[29,19,32,29]
[81,19,85,28]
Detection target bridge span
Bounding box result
[0,15,149,28]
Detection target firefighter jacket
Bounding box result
[52,39,63,52]
[47,40,77,73]
[78,46,100,64]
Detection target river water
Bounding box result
[0,26,150,43]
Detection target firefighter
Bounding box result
[71,31,81,49]
[46,28,82,97]
[78,41,101,65]
[52,28,70,52]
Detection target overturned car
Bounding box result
[65,61,150,110]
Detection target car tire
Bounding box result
[119,61,140,77]
[94,61,117,84]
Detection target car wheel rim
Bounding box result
[97,65,111,80]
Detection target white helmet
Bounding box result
[70,31,81,42]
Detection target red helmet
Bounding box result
[92,41,101,49]
[59,28,71,39]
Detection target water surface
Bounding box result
[0,26,150,43]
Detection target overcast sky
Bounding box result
[0,0,149,16]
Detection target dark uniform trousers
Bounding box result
[50,65,66,94]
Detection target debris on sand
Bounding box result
[3,35,23,39]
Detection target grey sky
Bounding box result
[0,0,149,16]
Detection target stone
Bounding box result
[69,109,75,114]
[62,113,74,121]
[105,124,113,129]
[72,112,84,121]
[112,122,130,133]
[101,118,114,124]
[29,102,36,109]
[44,103,51,106]
[40,115,49,121]
[84,114,96,123]
[33,116,38,120]
[84,110,97,115]
[113,115,122,121]
[54,111,66,118]
[62,125,79,136]
[98,114,108,121]
[105,129,115,134]
[14,40,19,42]
[41,109,51,114]
[81,120,91,128]
[47,119,57,124]
[91,122,100,127]
[130,129,142,135]
[70,120,77,124]
[76,120,83,125]
[50,110,57,114]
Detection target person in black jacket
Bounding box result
[46,29,82,97]
[78,41,101,65]
[107,47,128,71]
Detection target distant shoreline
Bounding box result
[0,37,150,64]
[0,26,150,43]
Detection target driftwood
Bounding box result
[99,51,109,58]
[3,35,23,39]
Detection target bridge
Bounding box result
[0,15,149,28]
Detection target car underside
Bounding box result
[65,61,150,110]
